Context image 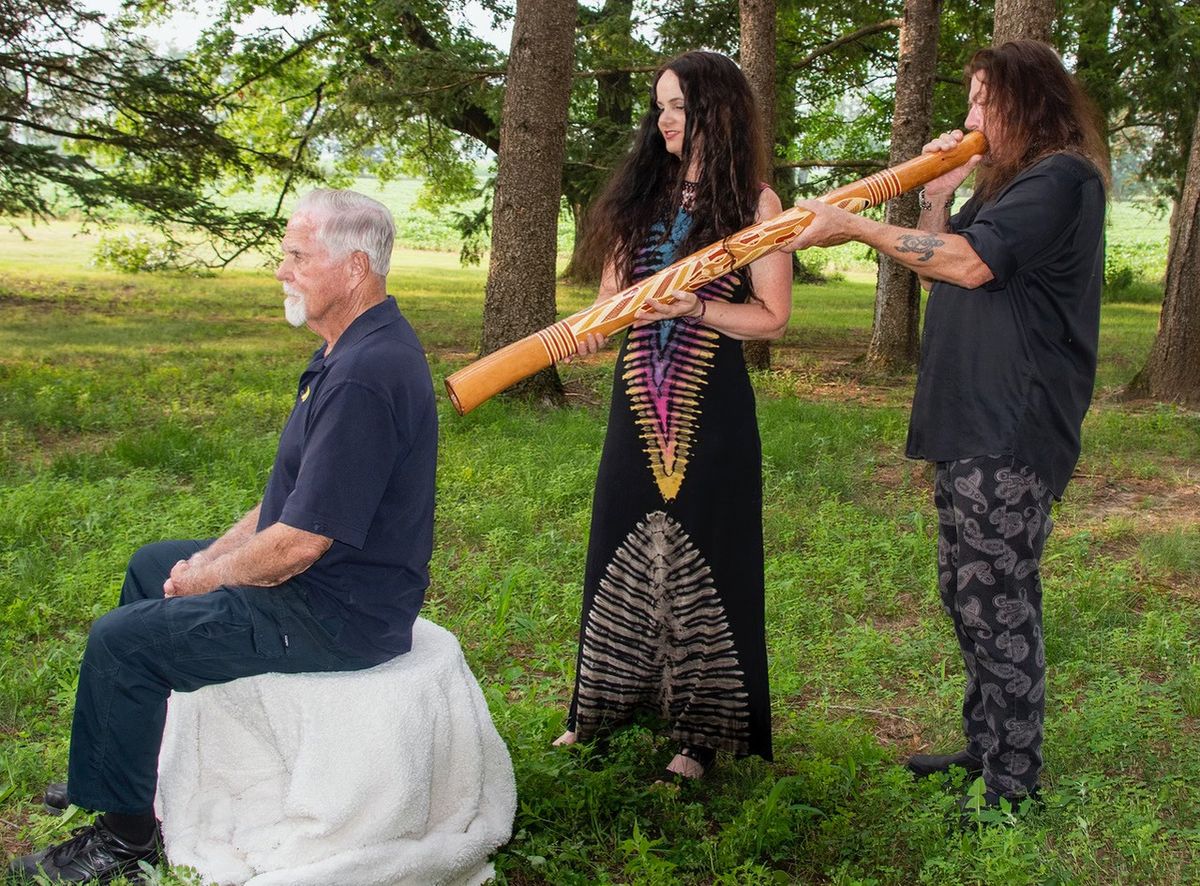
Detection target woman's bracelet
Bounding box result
[693,296,707,323]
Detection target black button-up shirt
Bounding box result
[906,152,1106,498]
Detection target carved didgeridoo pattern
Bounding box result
[445,130,986,415]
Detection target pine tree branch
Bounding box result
[214,31,335,102]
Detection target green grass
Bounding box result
[0,205,1196,884]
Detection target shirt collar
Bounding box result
[321,296,401,367]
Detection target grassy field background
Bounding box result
[1,197,1198,885]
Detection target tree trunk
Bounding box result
[992,0,1055,44]
[1127,104,1200,407]
[866,0,942,371]
[562,201,589,281]
[480,0,576,405]
[740,0,776,371]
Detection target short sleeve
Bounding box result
[279,381,403,549]
[957,160,1086,291]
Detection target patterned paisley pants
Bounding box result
[935,454,1054,797]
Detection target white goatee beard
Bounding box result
[282,283,307,328]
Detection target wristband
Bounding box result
[918,188,951,213]
[693,296,707,323]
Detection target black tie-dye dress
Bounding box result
[566,207,772,760]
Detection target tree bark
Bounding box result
[740,0,776,371]
[866,0,942,371]
[480,0,576,405]
[1127,103,1200,407]
[992,0,1055,45]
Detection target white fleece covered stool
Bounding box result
[154,617,515,886]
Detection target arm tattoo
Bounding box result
[897,233,944,262]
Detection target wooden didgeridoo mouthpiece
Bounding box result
[445,130,986,416]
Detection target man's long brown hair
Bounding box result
[575,51,767,288]
[969,40,1111,202]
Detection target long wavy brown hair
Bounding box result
[969,40,1111,202]
[576,51,767,288]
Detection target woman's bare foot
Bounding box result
[552,730,577,747]
[664,752,706,779]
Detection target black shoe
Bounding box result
[7,819,162,883]
[905,748,983,779]
[42,782,69,816]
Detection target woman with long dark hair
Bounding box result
[555,50,791,778]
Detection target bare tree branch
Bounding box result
[776,158,888,170]
[790,19,903,71]
[574,64,660,78]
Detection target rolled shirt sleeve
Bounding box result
[279,380,405,549]
[955,166,1084,291]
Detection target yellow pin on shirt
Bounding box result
[300,385,311,403]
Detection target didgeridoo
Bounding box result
[445,130,986,415]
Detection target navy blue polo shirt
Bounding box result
[258,296,437,658]
[906,152,1105,498]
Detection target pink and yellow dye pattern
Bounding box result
[622,269,737,501]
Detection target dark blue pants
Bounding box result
[67,540,385,814]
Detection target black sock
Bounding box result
[100,811,157,845]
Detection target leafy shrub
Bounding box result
[793,251,831,284]
[93,233,183,273]
[1103,241,1167,303]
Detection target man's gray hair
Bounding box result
[294,189,396,277]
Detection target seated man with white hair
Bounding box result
[10,189,438,884]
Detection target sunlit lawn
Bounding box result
[1,206,1197,884]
